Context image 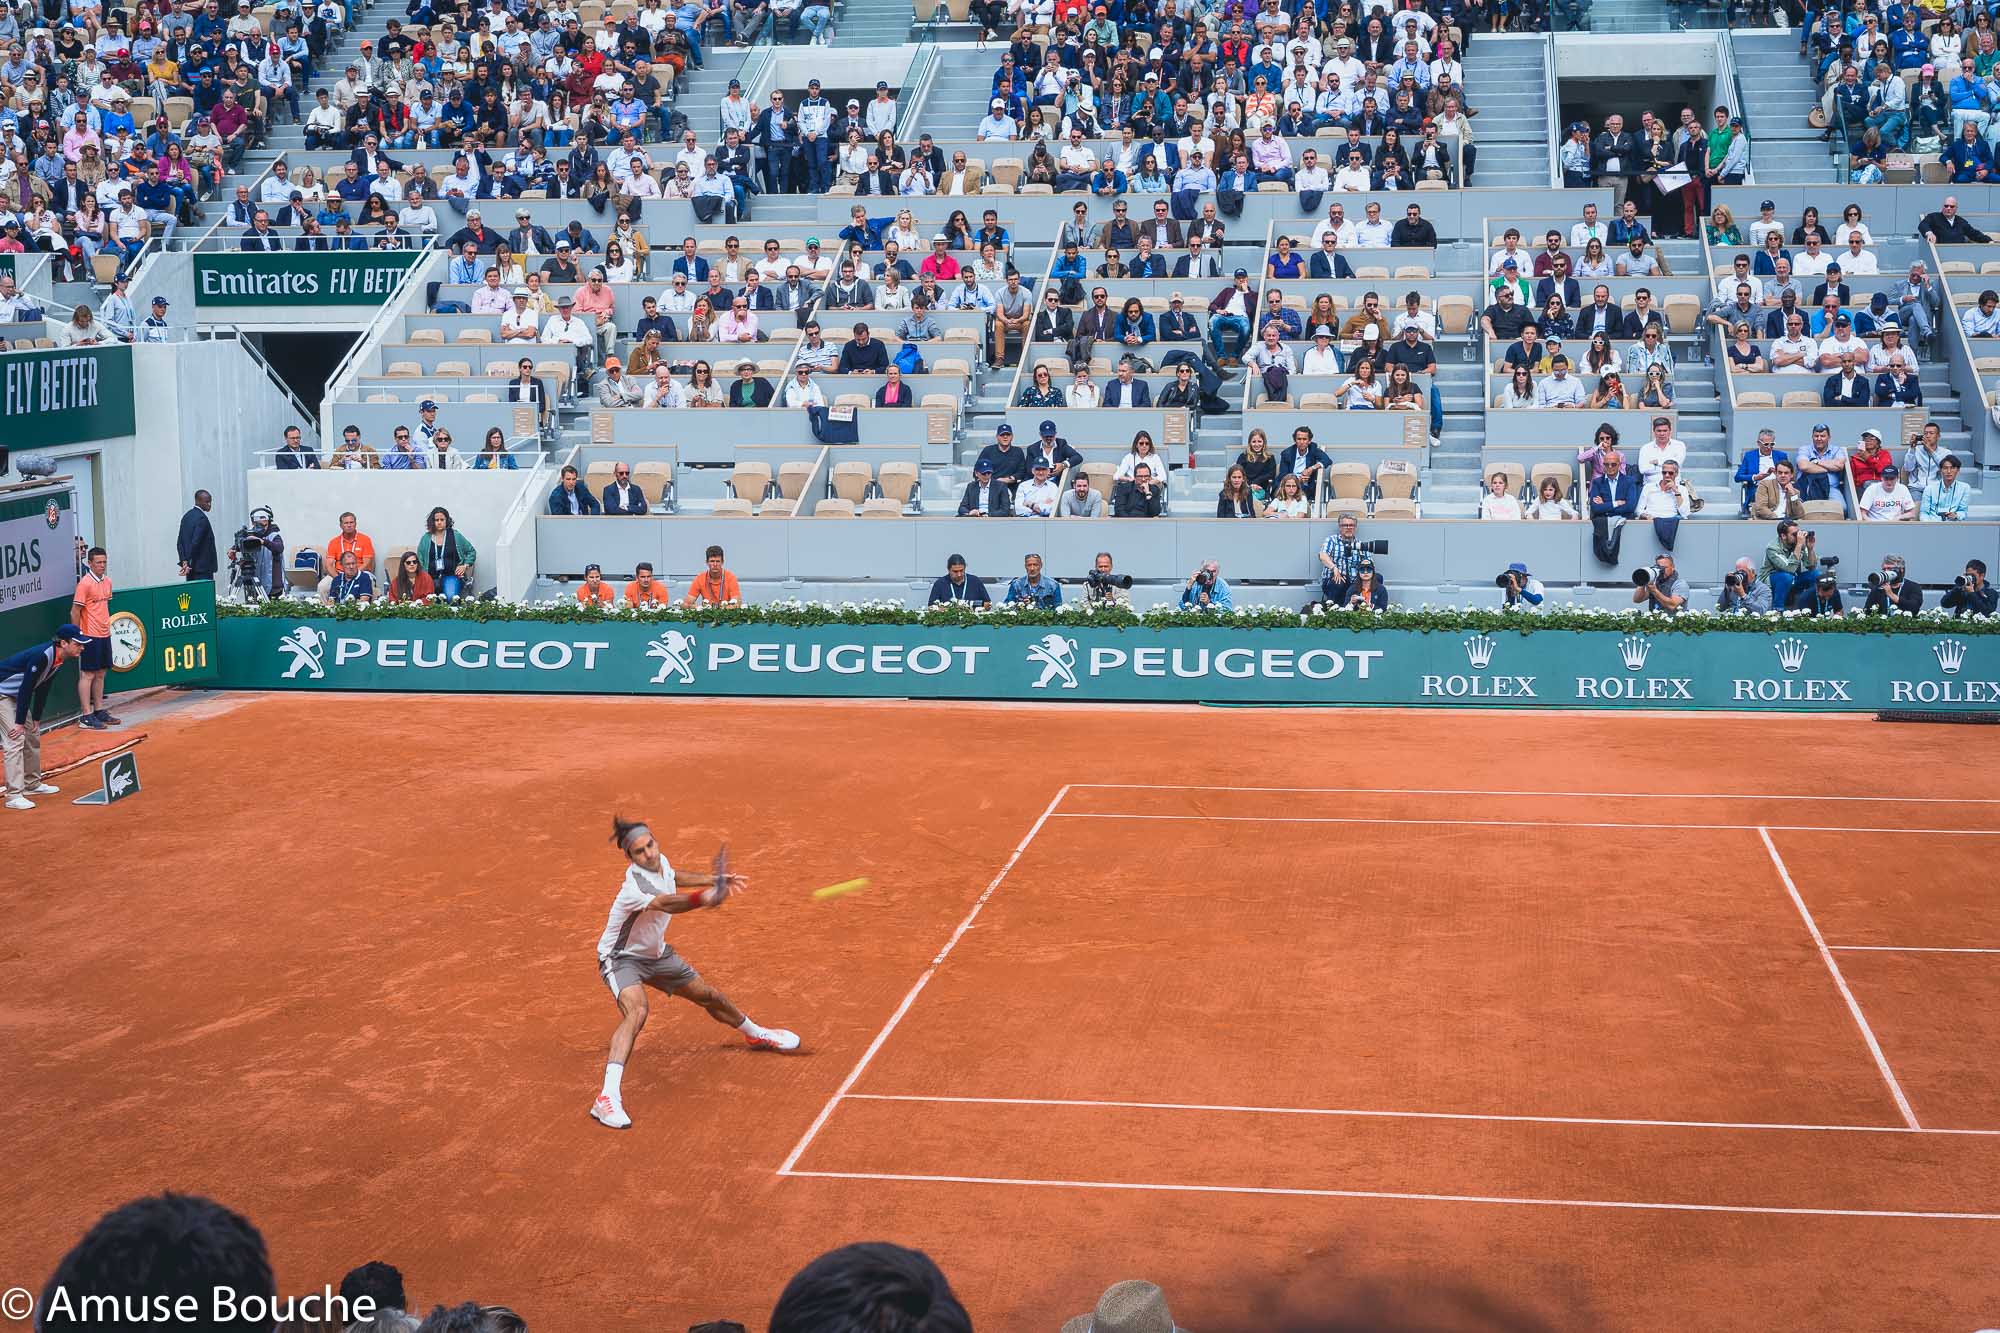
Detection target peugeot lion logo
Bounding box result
[1617,635,1652,672]
[647,630,698,685]
[278,625,328,680]
[1026,634,1079,689]
[1462,633,1495,670]
[1934,638,1967,676]
[1773,637,1809,674]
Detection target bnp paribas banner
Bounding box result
[216,619,1998,711]
[192,252,422,306]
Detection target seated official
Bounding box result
[324,550,374,603]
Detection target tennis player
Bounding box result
[593,815,800,1130]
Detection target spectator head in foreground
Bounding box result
[340,1262,407,1317]
[1063,1279,1182,1333]
[38,1193,275,1330]
[769,1242,969,1333]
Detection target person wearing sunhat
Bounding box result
[1063,1280,1183,1333]
[0,625,91,810]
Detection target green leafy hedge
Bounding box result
[217,597,1999,636]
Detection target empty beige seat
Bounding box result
[386,361,421,377]
[758,498,797,518]
[710,498,754,517]
[1354,265,1391,279]
[920,393,958,409]
[830,461,874,503]
[408,328,446,345]
[1299,393,1341,410]
[463,392,499,403]
[1800,500,1847,519]
[933,358,971,377]
[1325,461,1370,499]
[858,498,905,518]
[833,393,872,410]
[1374,461,1418,499]
[632,462,673,505]
[1734,391,1776,408]
[877,462,920,504]
[436,360,473,377]
[1662,295,1701,334]
[1394,265,1429,279]
[1940,261,1975,275]
[730,461,774,502]
[457,327,494,343]
[776,461,816,500]
[1781,390,1822,409]
[366,391,400,403]
[1372,497,1420,519]
[812,497,857,517]
[1323,497,1367,519]
[486,362,515,377]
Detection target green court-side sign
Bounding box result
[108,581,220,694]
[216,619,1998,711]
[0,344,136,447]
[192,251,422,306]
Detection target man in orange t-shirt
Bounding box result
[324,512,376,580]
[681,544,742,607]
[624,562,670,607]
[71,546,118,729]
[576,563,616,606]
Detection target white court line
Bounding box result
[775,783,1072,1177]
[1760,827,1922,1132]
[1832,946,2000,954]
[1072,782,2000,804]
[1048,812,2000,836]
[780,1170,2000,1222]
[842,1093,2000,1137]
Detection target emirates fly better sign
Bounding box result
[192,252,422,306]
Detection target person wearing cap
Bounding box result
[956,460,1013,518]
[976,97,1016,141]
[137,295,173,344]
[1207,268,1256,363]
[0,625,90,811]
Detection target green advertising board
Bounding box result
[0,344,136,448]
[192,252,422,306]
[214,616,1999,712]
[107,580,220,694]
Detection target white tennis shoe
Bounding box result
[4,795,35,811]
[746,1028,801,1052]
[590,1094,632,1130]
[29,783,58,795]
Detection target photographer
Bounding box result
[1179,560,1233,612]
[1496,561,1545,610]
[230,507,286,601]
[1800,565,1845,616]
[1717,557,1770,613]
[1941,559,1998,618]
[1316,513,1389,607]
[1083,552,1134,608]
[1862,555,1923,615]
[1630,554,1688,615]
[1759,520,1815,610]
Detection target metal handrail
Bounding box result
[320,247,439,433]
[896,9,948,141]
[1715,29,1756,186]
[499,437,578,535]
[1543,34,1563,190]
[203,327,319,437]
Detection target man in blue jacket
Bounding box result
[1588,450,1641,564]
[548,464,603,515]
[1732,429,1789,517]
[2,625,90,810]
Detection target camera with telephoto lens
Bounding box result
[1955,575,1969,589]
[1194,568,1216,589]
[1087,570,1133,590]
[1818,555,1839,571]
[1631,567,1652,586]
[1495,570,1521,588]
[1358,539,1390,556]
[1724,571,1744,589]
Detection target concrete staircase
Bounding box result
[1731,29,1839,184]
[829,0,913,47]
[909,48,1003,141]
[1462,37,1552,189]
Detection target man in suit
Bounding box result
[1112,463,1166,517]
[1128,239,1168,278]
[601,463,648,515]
[1278,428,1333,496]
[747,90,797,194]
[957,461,1014,517]
[1031,290,1074,345]
[1821,353,1873,407]
[1591,114,1637,209]
[1574,285,1622,340]
[1157,224,1208,274]
[1588,450,1640,563]
[773,269,819,317]
[176,490,219,581]
[1158,295,1201,342]
[1809,263,1852,309]
[1141,200,1184,251]
[1103,360,1153,407]
[1027,421,1083,476]
[1308,233,1354,280]
[738,270,778,311]
[547,464,603,515]
[1070,285,1117,364]
[239,210,286,250]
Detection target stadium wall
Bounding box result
[214,613,1998,712]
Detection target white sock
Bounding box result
[737,1017,765,1038]
[602,1062,624,1100]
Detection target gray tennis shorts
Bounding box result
[600,948,701,997]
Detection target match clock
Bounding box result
[108,610,147,672]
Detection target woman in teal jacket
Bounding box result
[417,506,477,599]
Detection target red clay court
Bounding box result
[3,694,1996,1330]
